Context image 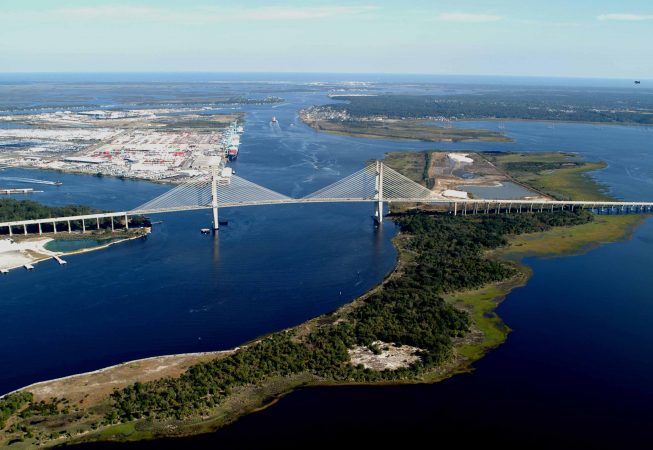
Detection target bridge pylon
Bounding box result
[211,167,219,231]
[374,160,384,225]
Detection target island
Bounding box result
[0,150,645,448]
[300,106,511,142]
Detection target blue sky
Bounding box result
[1,0,652,77]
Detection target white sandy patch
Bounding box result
[0,238,56,271]
[348,341,421,371]
[448,153,474,164]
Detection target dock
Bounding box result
[0,188,34,195]
[53,255,67,265]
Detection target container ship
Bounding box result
[222,121,244,162]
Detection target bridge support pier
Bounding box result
[374,200,383,224]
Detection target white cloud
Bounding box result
[597,13,653,21]
[0,5,377,24]
[236,6,378,20]
[436,12,504,23]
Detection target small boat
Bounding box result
[200,228,211,234]
[1,269,9,274]
[218,220,229,226]
[271,116,278,124]
[54,181,63,186]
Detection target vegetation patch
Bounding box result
[303,117,510,142]
[0,199,149,235]
[325,92,653,125]
[487,152,611,201]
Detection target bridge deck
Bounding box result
[1,198,653,229]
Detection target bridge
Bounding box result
[1,161,652,236]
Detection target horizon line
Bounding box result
[0,71,649,81]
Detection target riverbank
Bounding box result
[0,229,149,273]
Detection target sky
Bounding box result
[1,0,652,78]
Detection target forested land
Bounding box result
[105,210,592,422]
[0,199,96,222]
[0,199,149,234]
[327,89,653,124]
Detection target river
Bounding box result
[1,76,653,447]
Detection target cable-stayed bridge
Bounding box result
[1,161,653,236]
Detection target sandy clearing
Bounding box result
[348,341,421,371]
[0,237,54,270]
[13,351,235,407]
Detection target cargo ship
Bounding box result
[227,145,239,161]
[222,121,243,162]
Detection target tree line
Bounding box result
[327,91,653,125]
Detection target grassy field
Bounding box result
[382,151,429,184]
[489,152,611,201]
[497,214,643,258]
[304,118,511,143]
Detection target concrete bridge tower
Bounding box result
[375,160,384,225]
[211,167,219,231]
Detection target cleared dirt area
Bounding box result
[348,341,421,370]
[384,151,548,201]
[22,351,233,407]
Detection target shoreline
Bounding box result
[0,230,149,274]
[456,117,653,127]
[0,350,236,401]
[0,164,191,186]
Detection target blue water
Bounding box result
[458,181,536,200]
[44,238,124,253]
[2,77,653,447]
